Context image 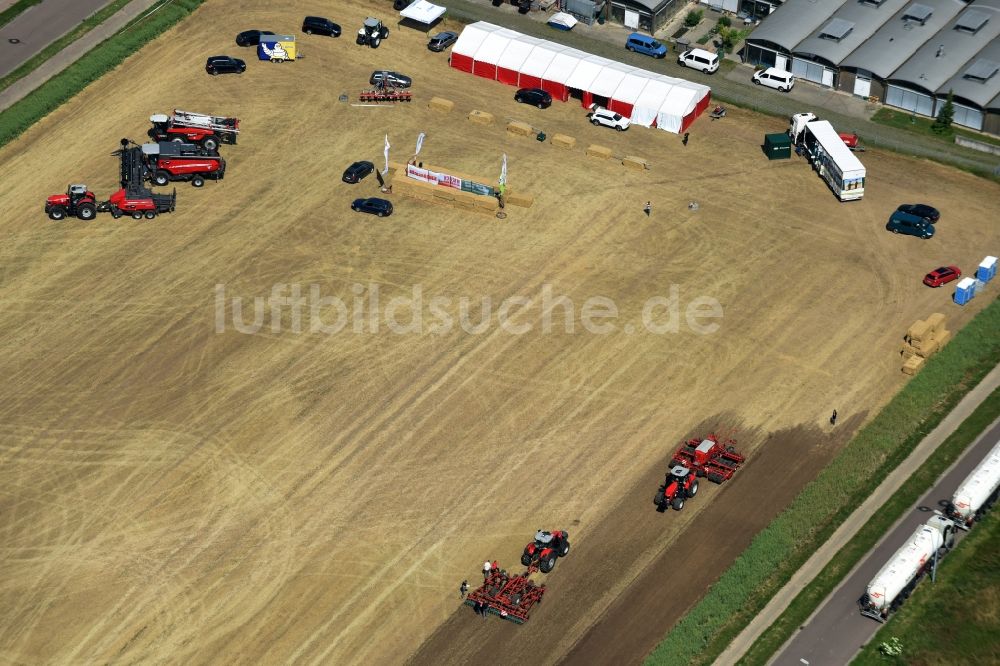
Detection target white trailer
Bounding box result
[860,515,956,622]
[791,117,866,202]
[949,439,1000,529]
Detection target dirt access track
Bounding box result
[0,1,997,664]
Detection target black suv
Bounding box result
[514,88,552,108]
[235,30,275,46]
[370,71,412,88]
[205,56,246,75]
[352,198,393,217]
[343,161,374,184]
[302,16,341,36]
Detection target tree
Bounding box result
[685,9,703,27]
[932,90,955,135]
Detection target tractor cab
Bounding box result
[669,465,691,482]
[68,184,89,202]
[534,530,554,546]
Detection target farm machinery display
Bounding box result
[670,434,745,484]
[859,515,957,622]
[148,109,240,151]
[654,465,699,512]
[359,78,412,103]
[356,17,389,48]
[465,529,570,623]
[520,530,570,573]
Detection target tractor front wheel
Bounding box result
[539,555,556,573]
[521,551,532,567]
[371,37,380,49]
[672,497,685,511]
[48,207,67,221]
[192,176,205,187]
[688,480,699,498]
[77,203,96,220]
[654,489,665,506]
[154,170,170,186]
[380,27,389,39]
[559,540,570,557]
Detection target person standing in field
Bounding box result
[483,560,491,580]
[644,201,652,217]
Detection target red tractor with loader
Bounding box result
[654,465,699,512]
[671,434,745,484]
[464,565,545,624]
[142,142,226,187]
[147,109,240,151]
[520,530,570,573]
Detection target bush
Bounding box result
[685,10,703,27]
[717,16,732,28]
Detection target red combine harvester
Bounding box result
[520,530,570,573]
[142,142,225,187]
[464,566,546,624]
[654,465,699,512]
[148,109,240,151]
[359,79,412,103]
[671,434,745,484]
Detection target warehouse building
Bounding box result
[744,0,1000,134]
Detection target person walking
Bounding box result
[482,560,492,580]
[643,201,652,217]
[682,132,690,146]
[460,580,469,599]
[830,409,838,426]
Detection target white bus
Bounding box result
[800,120,866,201]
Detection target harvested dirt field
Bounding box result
[1,1,997,664]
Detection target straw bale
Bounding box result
[429,97,454,112]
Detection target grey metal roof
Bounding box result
[937,38,1000,107]
[745,0,850,52]
[840,0,964,78]
[890,0,1000,95]
[955,8,991,31]
[904,3,934,23]
[615,0,674,13]
[990,90,1000,109]
[793,0,908,66]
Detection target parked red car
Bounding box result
[923,265,962,287]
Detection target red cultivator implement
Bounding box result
[359,81,412,103]
[671,433,745,484]
[464,568,545,624]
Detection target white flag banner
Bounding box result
[415,132,426,157]
[383,134,390,175]
[499,153,508,186]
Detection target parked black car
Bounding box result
[896,203,940,224]
[428,31,458,52]
[302,16,341,36]
[514,87,552,108]
[352,197,393,217]
[205,56,246,75]
[235,30,275,46]
[343,161,375,184]
[393,0,414,8]
[370,70,412,88]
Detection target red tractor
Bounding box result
[671,434,745,484]
[521,530,570,573]
[654,465,699,512]
[147,109,239,151]
[45,184,99,220]
[142,142,226,187]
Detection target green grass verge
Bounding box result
[0,0,42,31]
[0,0,134,93]
[645,295,1000,666]
[0,0,207,149]
[742,385,1000,664]
[852,509,1000,665]
[872,108,1000,149]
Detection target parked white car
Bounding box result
[752,67,794,92]
[677,48,719,74]
[588,107,630,131]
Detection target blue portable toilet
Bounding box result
[977,256,997,283]
[954,277,977,305]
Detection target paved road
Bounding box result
[770,414,1000,666]
[0,0,159,112]
[0,0,113,78]
[715,363,1000,665]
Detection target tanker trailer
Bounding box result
[860,515,956,622]
[949,439,1000,530]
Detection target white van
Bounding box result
[752,67,794,92]
[677,48,719,74]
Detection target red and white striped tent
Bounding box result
[450,22,711,134]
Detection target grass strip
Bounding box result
[0,0,134,93]
[872,108,1000,149]
[0,0,43,31]
[742,385,1000,664]
[852,506,1000,665]
[645,295,1000,666]
[0,0,207,149]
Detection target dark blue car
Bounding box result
[342,161,374,183]
[352,197,393,217]
[887,211,934,239]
